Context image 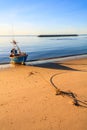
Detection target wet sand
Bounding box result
[0,57,87,130]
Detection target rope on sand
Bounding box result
[50,73,87,107]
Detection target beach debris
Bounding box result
[28,72,34,76]
[28,71,38,77]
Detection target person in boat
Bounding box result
[10,40,27,57]
[10,48,18,56]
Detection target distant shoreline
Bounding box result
[0,34,87,37]
[38,34,78,37]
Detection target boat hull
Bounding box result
[10,54,28,64]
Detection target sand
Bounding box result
[0,57,87,130]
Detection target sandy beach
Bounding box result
[0,57,87,130]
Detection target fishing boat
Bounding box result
[9,40,28,64]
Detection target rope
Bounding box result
[28,70,87,107]
[50,73,87,107]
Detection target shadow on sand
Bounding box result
[33,62,79,71]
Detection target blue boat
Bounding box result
[10,53,28,64]
[9,40,28,64]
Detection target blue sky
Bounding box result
[0,0,87,34]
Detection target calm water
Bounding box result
[0,34,87,64]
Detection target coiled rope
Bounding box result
[50,73,87,107]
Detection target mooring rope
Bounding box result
[28,71,87,107]
[50,73,87,107]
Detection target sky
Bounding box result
[0,0,87,35]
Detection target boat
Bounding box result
[9,40,28,64]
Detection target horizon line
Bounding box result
[0,33,87,37]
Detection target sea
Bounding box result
[0,34,87,64]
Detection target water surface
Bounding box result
[0,34,87,64]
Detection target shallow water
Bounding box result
[0,34,87,64]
